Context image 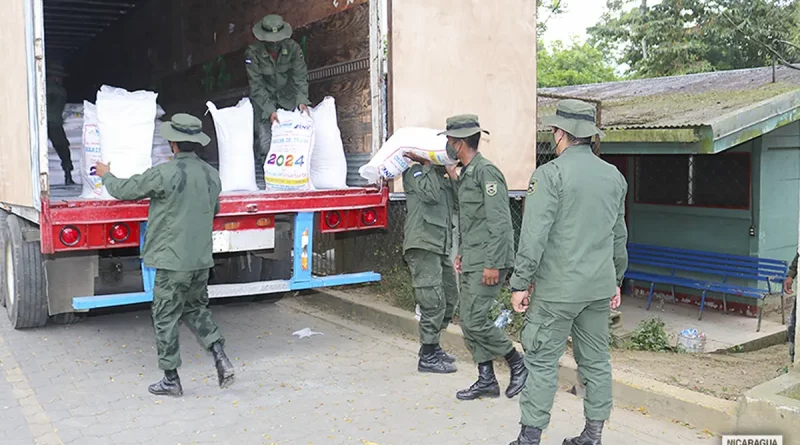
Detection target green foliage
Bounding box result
[375,266,416,312]
[589,0,800,78]
[627,317,672,352]
[537,0,566,35]
[488,288,525,340]
[538,39,619,87]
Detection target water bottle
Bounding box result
[494,309,512,329]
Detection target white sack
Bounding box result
[309,97,347,190]
[80,102,109,198]
[207,98,258,192]
[358,127,452,184]
[96,85,157,185]
[264,109,315,192]
[151,121,173,167]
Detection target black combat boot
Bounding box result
[211,341,235,389]
[64,170,75,186]
[456,362,500,400]
[418,345,457,374]
[563,419,605,445]
[505,349,528,398]
[434,345,457,364]
[509,425,543,445]
[148,369,183,397]
[419,344,457,364]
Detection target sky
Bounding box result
[541,0,664,46]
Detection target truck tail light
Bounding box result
[256,217,273,227]
[109,223,130,243]
[325,211,342,229]
[361,208,378,226]
[224,221,240,230]
[60,226,81,246]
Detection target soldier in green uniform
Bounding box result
[95,114,235,397]
[785,253,798,361]
[441,115,528,401]
[46,63,74,185]
[506,100,628,445]
[245,14,310,186]
[402,152,460,374]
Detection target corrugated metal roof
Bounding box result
[538,65,800,130]
[44,0,145,61]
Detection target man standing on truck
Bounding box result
[402,152,459,374]
[443,115,528,401]
[506,100,627,445]
[94,114,235,397]
[245,14,310,185]
[46,63,74,185]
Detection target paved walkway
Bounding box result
[0,296,717,445]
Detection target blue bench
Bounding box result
[624,243,789,332]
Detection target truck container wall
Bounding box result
[388,0,538,191]
[0,0,44,210]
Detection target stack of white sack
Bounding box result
[48,104,84,185]
[309,97,347,190]
[80,85,159,199]
[358,127,453,184]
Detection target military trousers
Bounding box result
[253,119,272,190]
[519,298,612,429]
[405,249,459,345]
[459,269,515,364]
[48,121,72,173]
[152,269,224,371]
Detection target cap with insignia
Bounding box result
[438,114,490,138]
[159,113,211,146]
[253,14,293,42]
[541,99,604,139]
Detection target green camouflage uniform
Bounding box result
[244,38,310,158]
[402,164,459,346]
[457,153,516,364]
[46,78,72,174]
[103,151,224,371]
[510,140,628,429]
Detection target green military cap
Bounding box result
[159,113,211,146]
[253,14,293,42]
[541,99,605,139]
[438,114,490,138]
[47,63,68,77]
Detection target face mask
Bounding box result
[446,140,460,161]
[265,42,280,51]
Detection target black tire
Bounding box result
[49,312,87,325]
[0,210,8,308]
[5,215,49,329]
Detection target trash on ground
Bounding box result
[292,328,323,339]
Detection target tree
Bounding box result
[538,40,619,87]
[589,0,800,78]
[538,0,565,37]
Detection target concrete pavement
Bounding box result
[0,295,717,445]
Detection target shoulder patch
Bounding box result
[413,170,423,178]
[485,181,498,197]
[527,178,538,195]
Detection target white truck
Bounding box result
[0,0,537,329]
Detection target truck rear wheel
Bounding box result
[5,215,49,329]
[0,210,8,308]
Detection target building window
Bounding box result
[635,153,750,209]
